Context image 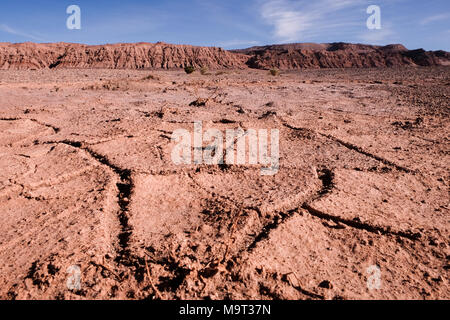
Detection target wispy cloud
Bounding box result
[216,39,260,48]
[0,24,44,41]
[260,0,366,42]
[358,23,395,45]
[261,2,309,41]
[420,13,450,25]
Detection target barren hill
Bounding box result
[233,42,450,69]
[0,41,448,70]
[0,42,248,70]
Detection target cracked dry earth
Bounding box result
[0,67,448,300]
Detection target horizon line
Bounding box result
[1,41,448,52]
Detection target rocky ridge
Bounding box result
[0,41,448,70]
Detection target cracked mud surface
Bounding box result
[0,67,448,299]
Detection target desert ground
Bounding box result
[0,66,448,300]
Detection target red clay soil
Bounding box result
[0,63,448,300]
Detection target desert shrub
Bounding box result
[81,79,129,91]
[269,69,280,76]
[200,67,209,75]
[142,74,157,80]
[184,66,196,74]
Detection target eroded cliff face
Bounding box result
[0,41,448,70]
[233,43,450,69]
[0,43,66,70]
[0,42,248,70]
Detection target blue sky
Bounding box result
[0,0,449,50]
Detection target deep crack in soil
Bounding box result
[279,117,413,173]
[41,139,159,296]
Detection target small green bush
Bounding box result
[184,66,196,74]
[269,69,280,76]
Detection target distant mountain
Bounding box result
[0,41,448,70]
[232,42,450,69]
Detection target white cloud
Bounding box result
[0,24,44,41]
[260,0,367,42]
[420,13,450,25]
[261,0,313,42]
[261,3,309,41]
[358,24,395,45]
[216,40,260,48]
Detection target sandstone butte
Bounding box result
[0,41,449,70]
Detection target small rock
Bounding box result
[318,280,333,289]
